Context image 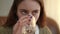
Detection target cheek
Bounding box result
[34,13,40,22]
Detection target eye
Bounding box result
[32,10,38,15]
[20,10,28,15]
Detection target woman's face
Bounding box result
[17,0,41,22]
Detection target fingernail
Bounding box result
[28,15,32,18]
[29,19,31,21]
[30,16,32,18]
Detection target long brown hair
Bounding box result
[4,0,46,28]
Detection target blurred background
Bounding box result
[0,0,60,30]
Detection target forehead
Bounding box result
[17,0,40,10]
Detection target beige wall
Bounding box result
[0,0,60,29]
[44,0,60,29]
[0,0,13,16]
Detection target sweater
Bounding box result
[0,26,52,34]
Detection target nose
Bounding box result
[27,15,34,25]
[28,15,33,23]
[28,15,32,19]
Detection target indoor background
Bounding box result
[0,0,60,30]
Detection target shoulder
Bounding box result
[0,26,12,34]
[39,26,52,34]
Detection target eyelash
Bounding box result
[20,10,38,15]
[21,11,27,15]
[33,11,38,15]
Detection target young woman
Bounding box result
[0,0,52,34]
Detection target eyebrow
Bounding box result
[33,10,39,13]
[33,10,39,11]
[19,9,40,12]
[19,9,28,11]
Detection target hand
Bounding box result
[13,15,30,34]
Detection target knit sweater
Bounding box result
[0,26,52,34]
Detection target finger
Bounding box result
[19,18,30,27]
[19,15,30,21]
[13,16,30,29]
[13,18,31,34]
